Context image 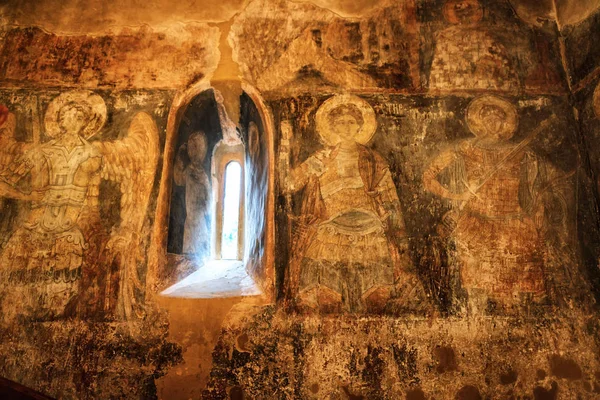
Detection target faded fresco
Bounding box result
[0,88,181,399]
[1,0,600,398]
[562,6,600,88]
[173,131,211,257]
[573,77,600,296]
[420,0,566,94]
[0,89,167,322]
[275,92,589,316]
[428,0,519,92]
[167,90,223,263]
[279,94,427,313]
[231,0,420,93]
[423,95,571,313]
[0,25,219,89]
[240,92,270,290]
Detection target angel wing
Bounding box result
[93,111,159,320]
[0,111,24,172]
[0,110,41,201]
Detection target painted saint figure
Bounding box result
[423,95,566,312]
[281,94,425,313]
[173,131,211,257]
[0,91,158,321]
[429,0,518,92]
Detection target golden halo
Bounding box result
[443,0,483,25]
[45,90,107,139]
[315,94,377,146]
[593,82,600,119]
[466,95,518,139]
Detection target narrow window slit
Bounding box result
[221,161,242,260]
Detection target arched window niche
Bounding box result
[155,85,274,300]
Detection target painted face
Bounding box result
[331,114,361,143]
[58,106,87,138]
[479,106,513,142]
[188,133,208,163]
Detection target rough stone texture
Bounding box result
[203,307,600,399]
[0,316,182,399]
[0,0,599,399]
[0,25,219,89]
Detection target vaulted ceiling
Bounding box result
[0,0,598,35]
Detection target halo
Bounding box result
[315,94,377,146]
[45,90,107,139]
[443,0,483,25]
[593,82,600,119]
[466,95,518,139]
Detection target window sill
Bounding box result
[159,259,262,299]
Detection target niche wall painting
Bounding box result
[240,92,271,291]
[167,90,223,272]
[0,89,169,323]
[275,93,589,316]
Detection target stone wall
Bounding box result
[0,0,599,399]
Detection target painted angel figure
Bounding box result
[0,90,159,322]
[280,94,427,314]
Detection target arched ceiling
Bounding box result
[0,0,598,35]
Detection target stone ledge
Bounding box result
[160,260,262,299]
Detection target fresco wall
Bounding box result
[0,88,185,398]
[204,0,600,399]
[568,1,600,313]
[0,22,219,399]
[561,5,600,89]
[0,0,599,399]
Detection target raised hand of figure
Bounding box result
[453,190,474,202]
[307,144,340,176]
[437,209,461,236]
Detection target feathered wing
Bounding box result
[94,112,159,320]
[0,112,30,176]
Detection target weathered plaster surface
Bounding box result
[203,307,600,399]
[0,25,219,90]
[0,0,599,399]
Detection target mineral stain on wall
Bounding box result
[0,0,600,398]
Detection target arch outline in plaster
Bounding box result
[147,77,276,302]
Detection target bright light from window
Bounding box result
[221,161,242,260]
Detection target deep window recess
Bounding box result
[162,88,269,299]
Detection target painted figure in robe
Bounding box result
[423,95,568,312]
[173,131,211,258]
[429,0,518,92]
[281,94,427,313]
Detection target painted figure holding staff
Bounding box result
[423,95,567,313]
